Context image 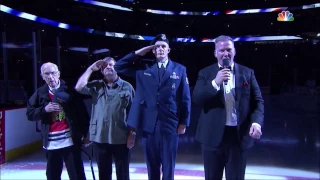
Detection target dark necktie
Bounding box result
[158,63,165,81]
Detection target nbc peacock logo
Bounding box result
[277,11,294,21]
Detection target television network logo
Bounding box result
[277,11,294,21]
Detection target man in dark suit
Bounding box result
[114,34,191,180]
[26,62,89,180]
[192,35,264,180]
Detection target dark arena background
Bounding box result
[0,0,319,179]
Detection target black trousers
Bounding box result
[202,126,248,180]
[45,145,86,180]
[142,121,179,180]
[93,142,130,180]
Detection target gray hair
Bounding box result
[102,57,116,63]
[214,35,234,45]
[40,62,59,74]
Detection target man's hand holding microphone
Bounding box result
[214,59,231,86]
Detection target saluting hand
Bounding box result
[89,60,107,71]
[135,45,158,56]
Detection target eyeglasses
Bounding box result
[42,71,59,77]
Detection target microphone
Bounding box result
[222,59,230,85]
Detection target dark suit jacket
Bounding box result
[114,52,191,134]
[26,80,90,148]
[192,63,264,149]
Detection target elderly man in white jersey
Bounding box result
[26,62,89,180]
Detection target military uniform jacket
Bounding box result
[114,52,191,133]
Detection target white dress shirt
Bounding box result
[158,59,168,68]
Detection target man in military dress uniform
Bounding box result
[114,34,191,180]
